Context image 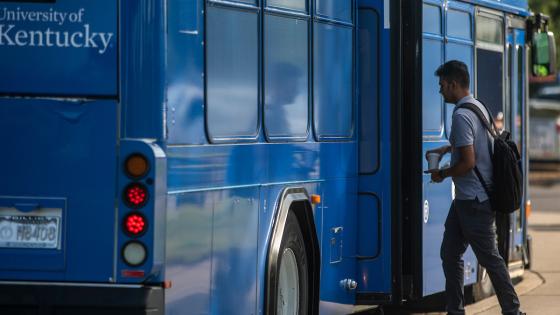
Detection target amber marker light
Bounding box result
[125,154,149,178]
[311,194,321,204]
[526,200,532,219]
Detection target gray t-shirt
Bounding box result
[449,95,494,201]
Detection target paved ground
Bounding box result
[469,183,560,315]
[357,181,560,315]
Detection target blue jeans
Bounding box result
[441,199,521,315]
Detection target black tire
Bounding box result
[524,235,532,270]
[274,211,309,314]
[472,266,495,301]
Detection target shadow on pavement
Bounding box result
[353,293,447,314]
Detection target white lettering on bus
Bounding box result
[0,7,74,26]
[0,24,114,54]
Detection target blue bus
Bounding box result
[0,0,555,314]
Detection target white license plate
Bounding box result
[0,215,61,249]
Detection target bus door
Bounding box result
[416,1,479,298]
[0,0,118,282]
[505,17,527,267]
[355,0,394,303]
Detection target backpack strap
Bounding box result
[457,103,498,139]
[456,102,495,199]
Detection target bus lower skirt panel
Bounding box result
[0,283,164,315]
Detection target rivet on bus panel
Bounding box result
[311,194,321,204]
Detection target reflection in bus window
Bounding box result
[206,7,259,141]
[264,15,309,139]
[313,22,353,139]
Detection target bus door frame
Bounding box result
[505,15,528,270]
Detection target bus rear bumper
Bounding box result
[0,281,164,315]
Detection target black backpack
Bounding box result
[458,103,523,214]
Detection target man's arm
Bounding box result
[425,145,451,160]
[431,145,475,182]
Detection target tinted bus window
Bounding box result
[476,15,503,45]
[423,39,443,133]
[423,4,441,35]
[206,6,259,141]
[358,9,379,173]
[268,0,307,12]
[211,0,257,5]
[313,23,353,139]
[264,15,309,140]
[477,49,504,117]
[445,43,473,137]
[447,9,471,40]
[316,0,352,22]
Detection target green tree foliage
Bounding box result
[529,0,560,69]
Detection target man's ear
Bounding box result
[450,80,458,89]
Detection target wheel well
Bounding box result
[290,200,320,315]
[266,188,320,315]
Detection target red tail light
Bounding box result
[123,213,147,236]
[124,183,148,208]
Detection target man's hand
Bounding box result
[427,169,445,183]
[425,145,451,162]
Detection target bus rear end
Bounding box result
[0,1,164,314]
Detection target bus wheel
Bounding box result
[472,266,494,301]
[276,211,309,315]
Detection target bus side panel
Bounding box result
[0,99,117,282]
[167,142,357,313]
[318,179,358,308]
[120,0,166,141]
[165,187,259,315]
[165,191,212,315]
[166,0,206,145]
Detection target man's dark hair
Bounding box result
[435,60,470,89]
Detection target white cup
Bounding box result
[427,152,440,171]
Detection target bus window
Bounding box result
[216,0,257,5]
[422,2,443,135]
[516,45,524,152]
[447,9,471,40]
[445,6,474,138]
[264,15,309,140]
[315,0,352,23]
[313,22,353,139]
[476,13,504,121]
[506,42,513,131]
[268,0,307,12]
[206,6,259,141]
[358,9,379,173]
[423,4,441,35]
[477,49,504,119]
[476,15,504,45]
[445,42,474,137]
[423,38,444,134]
